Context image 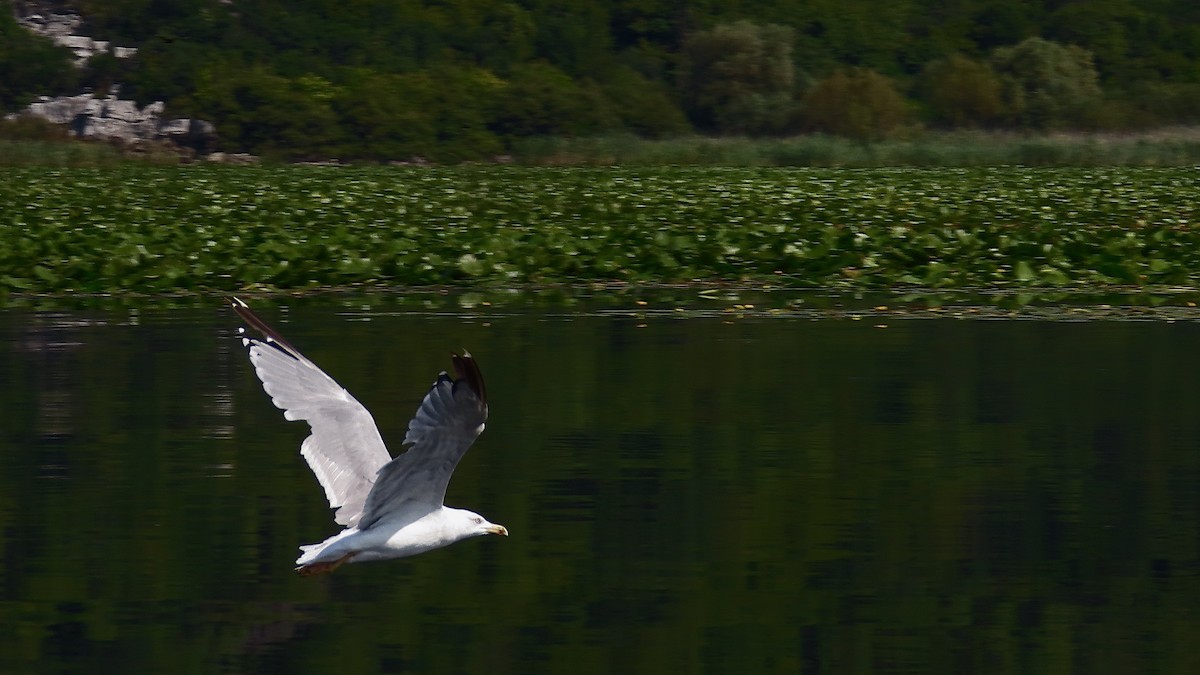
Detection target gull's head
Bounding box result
[459,509,509,538]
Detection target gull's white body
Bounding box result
[230,297,506,575]
[297,507,489,566]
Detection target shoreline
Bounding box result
[6,128,1200,168]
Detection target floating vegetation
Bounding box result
[1,165,1197,294]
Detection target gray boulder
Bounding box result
[25,94,91,124]
[16,10,138,65]
[11,92,217,151]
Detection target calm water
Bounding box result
[3,296,1200,674]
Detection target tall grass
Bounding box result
[0,117,126,167]
[5,127,1200,168]
[0,139,129,167]
[513,128,1200,167]
[0,116,188,167]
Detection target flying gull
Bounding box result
[230,297,507,575]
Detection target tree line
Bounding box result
[3,0,1200,160]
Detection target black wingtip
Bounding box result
[229,296,303,358]
[451,352,487,405]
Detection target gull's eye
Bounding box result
[473,516,483,525]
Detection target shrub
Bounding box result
[919,54,1006,128]
[333,66,504,162]
[492,62,615,138]
[801,68,909,141]
[595,66,690,138]
[0,115,71,141]
[1114,82,1200,127]
[427,66,506,160]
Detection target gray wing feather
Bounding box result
[358,356,488,530]
[232,298,392,527]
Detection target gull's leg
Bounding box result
[295,552,356,576]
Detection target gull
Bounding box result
[230,297,507,576]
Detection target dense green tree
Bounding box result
[680,20,796,135]
[608,0,684,51]
[8,0,1200,157]
[122,36,227,107]
[442,0,537,72]
[423,65,506,160]
[187,66,342,159]
[331,69,438,160]
[1043,0,1200,86]
[522,0,614,76]
[793,0,916,73]
[1046,0,1143,83]
[76,0,228,43]
[990,37,1103,129]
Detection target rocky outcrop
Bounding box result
[9,5,220,156]
[11,91,217,151]
[16,11,138,65]
[204,152,261,165]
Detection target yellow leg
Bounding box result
[296,552,356,576]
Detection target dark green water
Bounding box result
[3,297,1200,674]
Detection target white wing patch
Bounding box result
[233,298,392,527]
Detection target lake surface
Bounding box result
[3,293,1200,674]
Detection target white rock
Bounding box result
[11,8,216,152]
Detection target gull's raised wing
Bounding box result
[231,297,391,527]
[357,353,488,530]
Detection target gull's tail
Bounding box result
[296,542,325,564]
[295,529,359,574]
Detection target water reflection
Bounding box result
[2,299,1199,674]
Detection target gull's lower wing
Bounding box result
[357,353,488,530]
[230,297,392,527]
